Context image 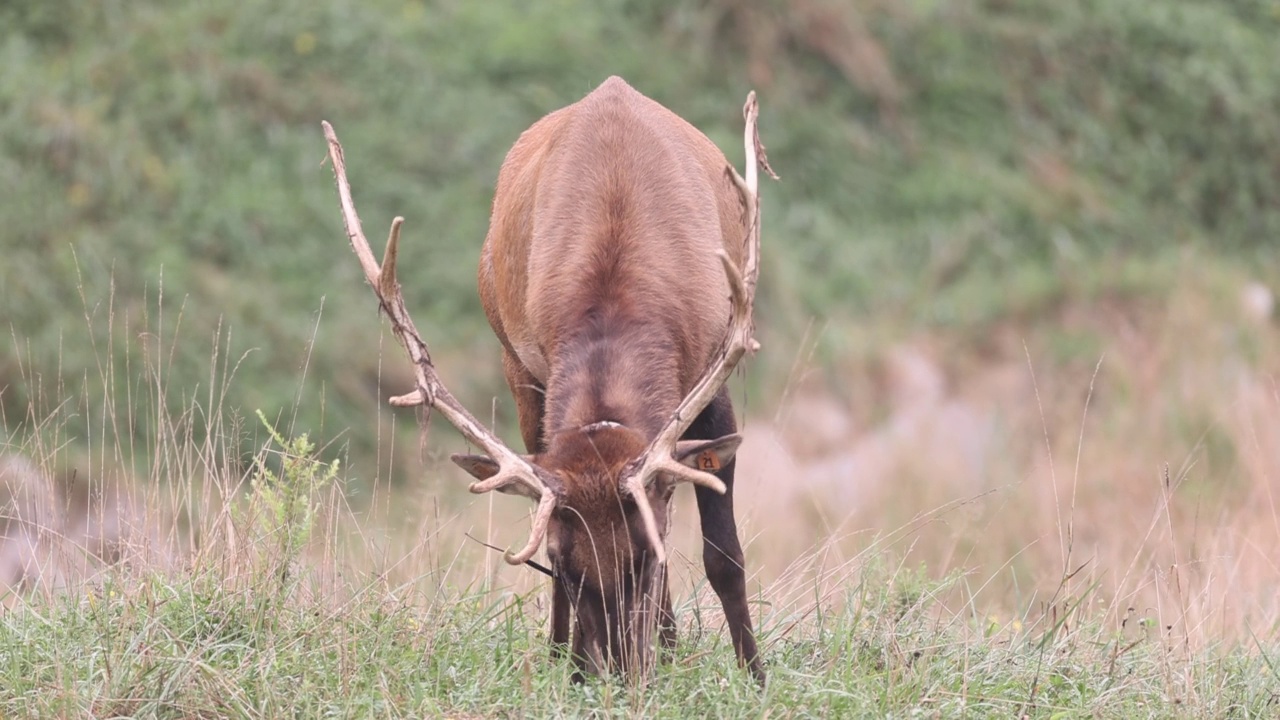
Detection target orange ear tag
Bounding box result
[697,450,721,471]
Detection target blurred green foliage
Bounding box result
[2,0,1277,484]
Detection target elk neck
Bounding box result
[542,305,685,443]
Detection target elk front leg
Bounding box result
[689,389,764,685]
[658,564,677,659]
[695,467,763,684]
[550,575,572,658]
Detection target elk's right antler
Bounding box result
[322,122,557,565]
[622,92,776,565]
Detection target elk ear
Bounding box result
[450,453,547,499]
[672,434,742,473]
[451,453,501,480]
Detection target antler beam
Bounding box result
[322,121,557,565]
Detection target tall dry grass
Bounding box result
[2,260,1277,676]
[711,264,1280,655]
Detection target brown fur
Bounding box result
[469,76,762,682]
[480,77,746,437]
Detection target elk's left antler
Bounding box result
[622,93,776,565]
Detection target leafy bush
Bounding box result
[238,410,339,589]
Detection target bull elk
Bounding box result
[323,76,775,683]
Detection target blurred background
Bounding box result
[2,0,1279,633]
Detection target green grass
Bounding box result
[3,560,1277,717]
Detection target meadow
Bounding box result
[3,0,1280,716]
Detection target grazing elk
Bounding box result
[323,76,774,683]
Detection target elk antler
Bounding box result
[622,92,777,565]
[322,121,558,565]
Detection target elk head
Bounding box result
[452,422,742,675]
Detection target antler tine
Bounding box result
[504,491,557,565]
[625,93,772,562]
[323,121,558,565]
[624,474,666,566]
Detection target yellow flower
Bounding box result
[68,182,91,209]
[294,32,317,56]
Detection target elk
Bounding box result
[323,76,774,683]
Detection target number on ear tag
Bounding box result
[697,450,721,471]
